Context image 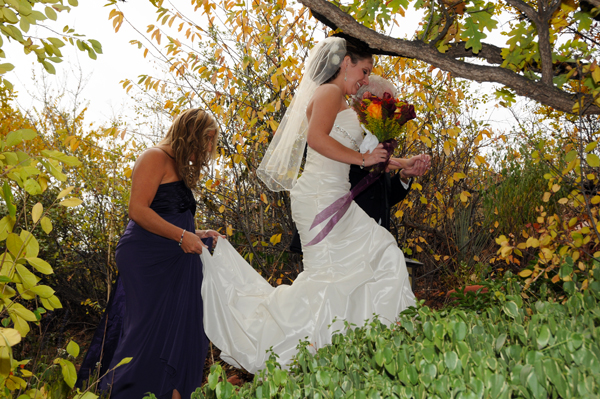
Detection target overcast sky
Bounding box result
[5,1,517,131]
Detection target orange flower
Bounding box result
[366,103,382,119]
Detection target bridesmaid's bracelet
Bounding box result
[360,154,365,169]
[179,229,186,246]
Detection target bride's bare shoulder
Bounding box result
[313,83,343,98]
[307,84,344,117]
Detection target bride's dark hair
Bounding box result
[324,37,373,84]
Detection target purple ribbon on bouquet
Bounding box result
[305,139,398,247]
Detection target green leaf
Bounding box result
[536,325,551,349]
[47,295,62,309]
[444,351,458,371]
[461,17,487,53]
[45,6,57,21]
[15,264,37,289]
[73,391,99,399]
[503,301,520,319]
[88,39,102,53]
[2,8,19,24]
[39,160,66,181]
[114,356,132,368]
[66,340,79,358]
[23,178,41,195]
[454,321,467,341]
[569,333,584,351]
[58,359,76,388]
[0,215,15,241]
[6,233,23,258]
[26,257,53,274]
[423,321,433,341]
[30,285,54,298]
[20,231,38,258]
[495,333,507,352]
[560,263,573,278]
[8,303,36,322]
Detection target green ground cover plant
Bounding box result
[189,277,600,399]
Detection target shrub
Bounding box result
[195,285,600,398]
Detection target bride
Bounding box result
[201,37,418,374]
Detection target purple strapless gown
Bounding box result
[101,181,209,398]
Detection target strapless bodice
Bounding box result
[293,109,364,196]
[150,180,196,215]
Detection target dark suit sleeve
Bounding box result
[388,173,412,207]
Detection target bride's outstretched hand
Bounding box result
[363,144,390,167]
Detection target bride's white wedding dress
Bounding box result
[201,109,415,374]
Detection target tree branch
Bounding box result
[300,0,600,115]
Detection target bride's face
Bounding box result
[344,56,373,95]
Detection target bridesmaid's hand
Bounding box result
[180,231,208,254]
[196,229,226,248]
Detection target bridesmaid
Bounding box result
[102,108,223,399]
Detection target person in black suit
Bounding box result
[290,76,430,253]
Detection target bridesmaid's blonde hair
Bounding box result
[160,108,219,188]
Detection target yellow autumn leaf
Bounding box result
[500,246,513,257]
[57,186,75,199]
[558,198,568,204]
[453,172,466,180]
[40,217,52,234]
[60,198,83,208]
[420,135,432,147]
[0,328,21,347]
[551,184,560,192]
[218,205,225,213]
[519,269,533,278]
[443,141,451,156]
[32,203,43,224]
[593,65,600,83]
[587,153,600,167]
[260,193,268,204]
[592,196,600,205]
[460,191,471,202]
[542,192,551,202]
[585,141,598,152]
[270,233,281,245]
[226,225,233,236]
[526,237,540,248]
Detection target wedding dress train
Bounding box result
[201,109,415,374]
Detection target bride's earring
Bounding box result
[344,62,348,81]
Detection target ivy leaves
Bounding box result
[200,288,600,398]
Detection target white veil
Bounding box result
[257,37,347,191]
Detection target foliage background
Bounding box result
[0,0,600,396]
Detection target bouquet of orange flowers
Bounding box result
[351,91,416,143]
